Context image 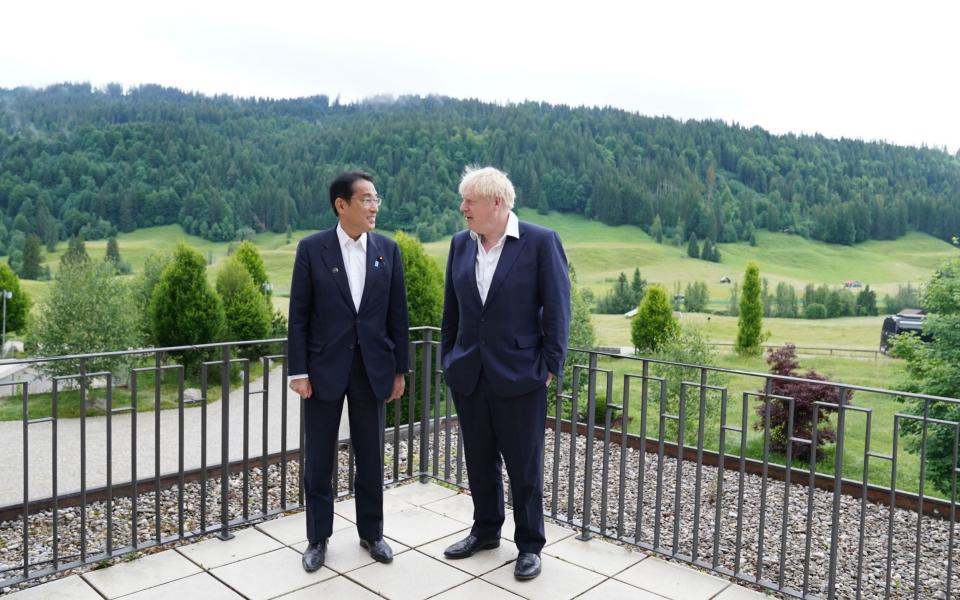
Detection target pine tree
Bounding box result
[20,234,46,280]
[216,256,271,350]
[61,235,90,267]
[630,268,645,304]
[631,284,679,353]
[735,261,764,355]
[650,215,663,243]
[687,233,700,258]
[150,244,225,352]
[233,240,270,297]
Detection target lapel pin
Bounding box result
[375,256,384,268]
[332,267,339,273]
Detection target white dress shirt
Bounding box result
[289,223,367,384]
[470,211,519,304]
[336,223,367,313]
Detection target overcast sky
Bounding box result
[3,0,958,153]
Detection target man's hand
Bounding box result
[387,374,406,402]
[545,372,554,388]
[289,378,312,399]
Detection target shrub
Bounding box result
[754,344,852,463]
[631,284,678,353]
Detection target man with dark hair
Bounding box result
[288,171,409,572]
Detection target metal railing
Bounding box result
[0,329,957,599]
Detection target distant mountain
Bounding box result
[1,83,958,258]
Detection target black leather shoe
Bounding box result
[302,540,327,572]
[443,534,500,559]
[360,538,394,564]
[514,552,541,580]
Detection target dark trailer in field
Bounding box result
[879,308,928,353]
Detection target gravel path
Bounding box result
[2,427,957,599]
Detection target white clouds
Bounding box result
[2,0,958,151]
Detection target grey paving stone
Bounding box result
[384,506,470,547]
[276,575,383,599]
[614,557,729,600]
[210,547,336,599]
[82,549,201,598]
[3,575,102,600]
[481,553,605,600]
[542,535,645,576]
[576,578,671,600]
[430,578,525,599]
[177,527,283,569]
[385,481,459,505]
[119,572,243,600]
[347,549,472,600]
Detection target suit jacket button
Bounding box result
[348,343,355,350]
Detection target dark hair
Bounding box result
[329,171,374,217]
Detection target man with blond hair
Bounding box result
[440,166,570,580]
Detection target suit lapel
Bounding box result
[319,229,356,316]
[483,230,526,309]
[357,234,379,313]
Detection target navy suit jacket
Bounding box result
[441,221,571,398]
[287,228,409,402]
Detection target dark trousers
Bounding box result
[453,372,548,554]
[303,348,385,544]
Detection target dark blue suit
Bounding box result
[288,227,408,544]
[441,221,570,553]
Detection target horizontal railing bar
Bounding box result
[573,346,960,405]
[546,416,959,519]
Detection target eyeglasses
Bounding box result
[351,194,383,208]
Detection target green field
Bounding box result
[20,207,955,323]
[593,313,886,350]
[425,209,956,306]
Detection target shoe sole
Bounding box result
[443,540,500,559]
[360,540,394,564]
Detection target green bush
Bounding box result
[150,244,225,362]
[804,303,828,319]
[631,284,678,353]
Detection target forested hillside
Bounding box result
[1,83,959,266]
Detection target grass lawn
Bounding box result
[577,350,934,497]
[593,313,886,350]
[15,208,954,322]
[423,208,957,303]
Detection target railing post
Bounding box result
[218,345,234,540]
[578,352,598,541]
[419,329,432,483]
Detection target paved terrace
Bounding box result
[5,482,768,600]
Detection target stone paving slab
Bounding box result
[5,481,775,600]
[82,548,202,598]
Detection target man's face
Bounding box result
[460,192,501,237]
[337,179,379,235]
